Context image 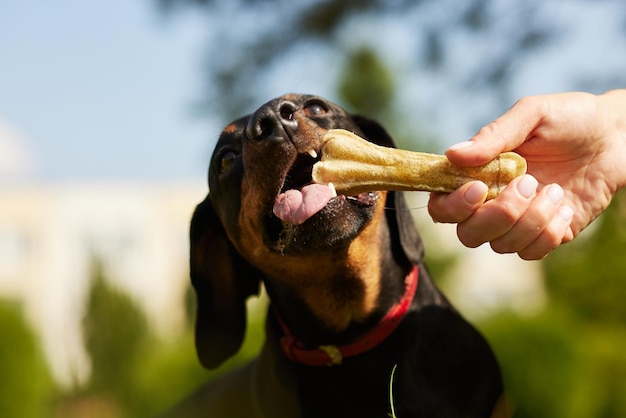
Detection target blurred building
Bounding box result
[0,182,545,387]
[0,181,206,386]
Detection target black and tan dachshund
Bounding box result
[164,94,506,418]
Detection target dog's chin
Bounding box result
[266,192,379,255]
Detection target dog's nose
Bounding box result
[245,99,299,141]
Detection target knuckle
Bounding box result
[457,226,484,248]
[518,250,546,261]
[518,230,562,261]
[511,95,539,112]
[512,95,532,107]
[477,122,498,137]
[428,195,464,223]
[497,201,524,224]
[518,246,549,260]
[427,201,446,221]
[542,223,566,249]
[490,239,516,255]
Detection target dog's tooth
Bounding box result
[307,148,318,159]
[328,182,337,197]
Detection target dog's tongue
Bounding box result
[273,183,336,225]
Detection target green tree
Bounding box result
[542,190,626,416]
[0,301,54,418]
[80,259,151,416]
[156,0,626,126]
[338,47,395,119]
[544,191,626,324]
[338,45,442,156]
[75,262,267,418]
[479,191,626,417]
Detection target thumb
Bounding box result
[446,99,538,167]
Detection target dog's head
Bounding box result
[190,94,424,368]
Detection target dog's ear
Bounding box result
[351,114,397,148]
[190,197,260,369]
[353,114,425,265]
[390,190,425,265]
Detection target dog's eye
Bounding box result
[304,101,328,117]
[219,150,238,174]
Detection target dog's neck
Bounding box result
[263,207,412,346]
[273,265,418,366]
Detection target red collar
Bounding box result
[276,266,419,367]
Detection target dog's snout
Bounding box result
[245,99,299,141]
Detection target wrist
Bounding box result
[599,89,626,191]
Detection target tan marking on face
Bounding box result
[345,192,388,317]
[231,135,390,331]
[234,192,388,332]
[298,192,389,331]
[234,179,272,263]
[281,93,300,102]
[223,123,238,134]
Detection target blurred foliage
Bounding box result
[0,300,55,418]
[96,0,626,414]
[156,0,571,123]
[335,45,440,154]
[51,259,267,418]
[338,47,395,118]
[2,1,625,417]
[479,190,626,417]
[543,191,626,324]
[82,260,151,409]
[480,309,587,418]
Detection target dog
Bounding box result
[164,94,505,417]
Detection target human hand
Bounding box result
[428,89,626,259]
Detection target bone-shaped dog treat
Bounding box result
[312,129,527,200]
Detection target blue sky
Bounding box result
[0,1,212,181]
[1,1,625,182]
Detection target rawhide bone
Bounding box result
[312,129,527,200]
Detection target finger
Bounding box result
[456,175,538,248]
[488,183,565,254]
[445,96,543,166]
[517,205,574,260]
[427,181,489,223]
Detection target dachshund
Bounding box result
[163,94,505,418]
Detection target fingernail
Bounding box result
[517,175,538,199]
[447,141,474,152]
[465,182,488,204]
[547,184,564,205]
[558,205,573,221]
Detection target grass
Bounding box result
[389,364,398,418]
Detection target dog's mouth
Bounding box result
[271,151,379,225]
